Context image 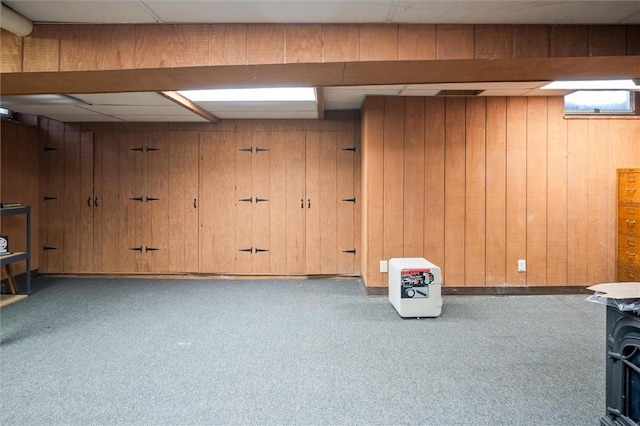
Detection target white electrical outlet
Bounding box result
[517,259,526,272]
[380,260,388,273]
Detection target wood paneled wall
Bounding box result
[1,120,41,274]
[361,96,640,287]
[3,24,638,73]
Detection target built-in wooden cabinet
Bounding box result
[40,127,94,273]
[94,131,199,273]
[41,124,359,276]
[199,129,358,275]
[618,169,640,281]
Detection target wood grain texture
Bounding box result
[63,130,81,272]
[252,132,271,272]
[398,25,436,60]
[566,120,590,285]
[247,24,285,65]
[382,97,405,273]
[285,25,322,64]
[60,25,97,71]
[475,25,513,59]
[42,129,65,272]
[318,131,338,273]
[403,97,425,258]
[505,97,527,286]
[361,97,385,286]
[145,133,170,272]
[590,25,627,56]
[0,29,22,73]
[23,25,60,72]
[284,132,305,273]
[464,97,486,285]
[210,24,247,65]
[512,25,550,58]
[360,24,398,61]
[173,25,210,68]
[485,97,507,286]
[550,25,589,57]
[337,131,356,274]
[545,98,568,285]
[96,25,135,70]
[79,131,94,272]
[304,131,321,274]
[423,98,446,276]
[134,24,173,69]
[525,97,548,285]
[444,98,466,285]
[628,26,640,55]
[587,120,609,284]
[322,25,360,63]
[436,25,474,60]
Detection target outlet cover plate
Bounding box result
[518,259,526,272]
[380,260,388,273]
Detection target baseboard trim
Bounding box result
[364,285,592,297]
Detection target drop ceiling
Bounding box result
[2,0,639,122]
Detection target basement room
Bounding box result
[1,1,639,425]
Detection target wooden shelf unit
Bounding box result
[0,205,31,294]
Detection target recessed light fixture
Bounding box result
[541,79,639,90]
[177,87,317,102]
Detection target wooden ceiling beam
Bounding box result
[158,90,219,123]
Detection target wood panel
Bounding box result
[173,25,210,68]
[360,24,398,61]
[1,121,40,274]
[62,130,82,272]
[398,25,436,60]
[167,132,199,273]
[566,120,589,285]
[199,132,241,273]
[512,25,550,58]
[117,132,145,272]
[505,98,527,286]
[322,25,360,62]
[145,134,170,272]
[304,131,321,274]
[525,97,548,285]
[134,25,173,69]
[41,128,65,272]
[436,25,474,60]
[337,131,357,274]
[464,97,486,285]
[247,24,285,65]
[423,98,446,275]
[0,29,22,73]
[587,120,609,284]
[485,97,507,286]
[546,99,568,285]
[210,24,247,65]
[403,97,425,258]
[475,25,513,59]
[22,25,60,72]
[550,25,589,57]
[444,98,466,285]
[285,25,322,64]
[253,132,271,272]
[318,132,338,273]
[96,25,135,70]
[383,97,405,280]
[628,26,640,55]
[590,25,627,56]
[60,25,97,71]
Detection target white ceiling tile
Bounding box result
[4,1,158,24]
[73,93,176,106]
[43,115,123,122]
[479,90,531,97]
[80,105,197,116]
[399,89,440,96]
[113,115,209,122]
[200,101,317,113]
[6,105,103,115]
[144,1,393,23]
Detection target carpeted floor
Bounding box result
[1,277,606,425]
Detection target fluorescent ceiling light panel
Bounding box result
[178,87,316,102]
[542,79,638,90]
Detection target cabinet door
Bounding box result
[144,133,170,272]
[167,132,199,273]
[62,130,94,272]
[40,128,65,272]
[305,130,357,274]
[93,132,119,272]
[266,131,305,274]
[200,132,250,273]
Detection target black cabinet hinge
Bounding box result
[239,197,253,203]
[256,147,269,153]
[239,248,253,253]
[342,249,357,254]
[43,196,58,202]
[130,196,144,202]
[255,198,269,203]
[146,147,159,152]
[255,248,269,253]
[145,247,159,252]
[145,197,159,202]
[129,247,143,252]
[342,197,356,203]
[239,147,253,153]
[130,147,144,152]
[43,246,58,251]
[44,146,59,152]
[342,147,356,152]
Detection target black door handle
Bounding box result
[87,197,92,207]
